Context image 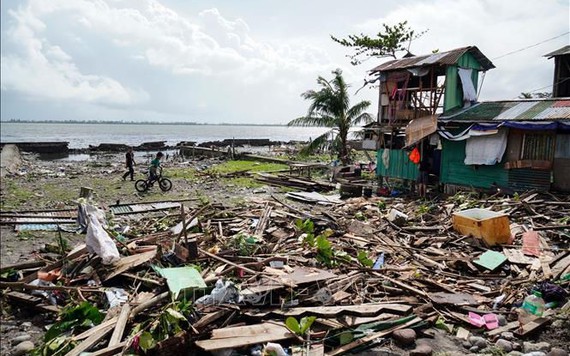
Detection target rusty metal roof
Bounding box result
[370,46,495,73]
[544,45,570,58]
[440,99,570,122]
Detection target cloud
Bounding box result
[1,1,147,106]
[357,0,569,100]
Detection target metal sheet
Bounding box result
[492,102,540,121]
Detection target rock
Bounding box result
[462,341,472,348]
[496,339,514,353]
[392,328,417,346]
[514,342,522,351]
[501,331,515,340]
[524,342,551,353]
[20,322,32,330]
[523,353,547,356]
[547,348,569,356]
[12,341,34,356]
[469,345,479,353]
[468,336,488,349]
[498,314,508,326]
[507,352,524,356]
[358,347,400,356]
[11,334,31,346]
[409,344,432,356]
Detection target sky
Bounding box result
[1,0,568,124]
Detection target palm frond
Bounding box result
[346,101,371,121]
[299,131,334,155]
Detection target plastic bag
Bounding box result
[195,279,241,305]
[86,210,120,265]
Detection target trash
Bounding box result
[85,205,120,265]
[105,288,129,308]
[522,230,541,256]
[264,343,288,356]
[156,266,207,300]
[518,291,546,328]
[473,250,507,271]
[372,252,385,270]
[387,208,408,225]
[195,279,241,305]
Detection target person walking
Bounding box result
[122,147,135,181]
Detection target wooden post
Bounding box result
[79,187,93,199]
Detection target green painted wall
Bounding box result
[443,52,482,113]
[376,149,419,180]
[440,139,508,188]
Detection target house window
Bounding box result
[520,133,555,161]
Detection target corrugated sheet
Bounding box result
[544,45,570,58]
[371,46,495,73]
[508,169,551,191]
[376,149,419,180]
[440,140,508,188]
[534,107,570,120]
[493,102,540,121]
[440,99,570,122]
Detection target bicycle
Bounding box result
[135,167,172,193]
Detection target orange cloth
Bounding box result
[408,147,421,164]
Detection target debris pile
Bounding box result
[1,189,569,355]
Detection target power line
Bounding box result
[492,32,570,60]
[513,77,570,98]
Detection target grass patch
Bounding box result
[169,168,199,181]
[1,180,36,209]
[223,177,263,189]
[208,160,288,174]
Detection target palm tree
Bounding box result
[288,69,372,165]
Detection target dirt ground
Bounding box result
[0,150,568,356]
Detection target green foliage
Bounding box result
[45,302,103,342]
[208,160,288,174]
[230,234,259,256]
[295,219,348,267]
[357,251,374,267]
[139,331,157,352]
[513,192,520,201]
[331,21,426,65]
[285,316,316,336]
[296,219,316,247]
[376,200,386,210]
[287,69,372,165]
[354,211,366,221]
[32,335,77,356]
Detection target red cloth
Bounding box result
[409,147,421,164]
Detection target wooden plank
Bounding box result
[109,304,130,346]
[487,321,520,336]
[269,303,412,318]
[514,317,551,337]
[103,250,157,281]
[502,248,536,265]
[429,292,479,306]
[550,253,570,279]
[87,341,127,356]
[68,319,117,356]
[196,322,295,351]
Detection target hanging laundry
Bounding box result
[458,68,477,105]
[382,149,390,169]
[464,129,508,165]
[408,147,421,164]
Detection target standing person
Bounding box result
[149,151,164,182]
[418,157,430,198]
[122,147,135,181]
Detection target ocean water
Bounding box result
[0,122,331,149]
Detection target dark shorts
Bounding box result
[417,171,429,184]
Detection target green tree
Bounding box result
[288,69,372,165]
[331,21,425,65]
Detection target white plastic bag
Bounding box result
[86,211,120,265]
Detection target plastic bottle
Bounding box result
[518,291,545,326]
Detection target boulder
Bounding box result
[496,339,514,353]
[409,344,433,356]
[392,328,417,346]
[12,341,34,356]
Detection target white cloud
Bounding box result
[358,0,569,100]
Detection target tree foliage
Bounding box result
[331,21,426,65]
[288,69,372,165]
[519,92,552,99]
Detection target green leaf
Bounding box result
[357,251,374,267]
[339,331,353,345]
[285,317,301,334]
[166,308,186,321]
[299,316,316,334]
[139,331,157,352]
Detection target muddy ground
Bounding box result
[0,151,568,356]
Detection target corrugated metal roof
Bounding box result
[370,46,495,73]
[440,99,570,122]
[544,45,570,58]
